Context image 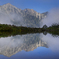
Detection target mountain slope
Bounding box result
[0,3,48,27]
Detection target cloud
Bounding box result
[41,8,59,27]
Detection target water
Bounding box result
[0,33,59,59]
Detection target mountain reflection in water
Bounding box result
[0,33,59,59]
[41,33,59,51]
[0,33,47,57]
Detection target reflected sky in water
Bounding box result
[0,33,59,59]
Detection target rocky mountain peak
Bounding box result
[5,3,12,5]
[24,8,36,12]
[0,3,22,15]
[2,3,19,10]
[2,3,13,7]
[25,8,37,12]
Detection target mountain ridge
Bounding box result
[0,3,48,28]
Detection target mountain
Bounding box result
[0,3,48,27]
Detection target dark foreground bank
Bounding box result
[0,24,59,37]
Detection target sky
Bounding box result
[0,0,59,13]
